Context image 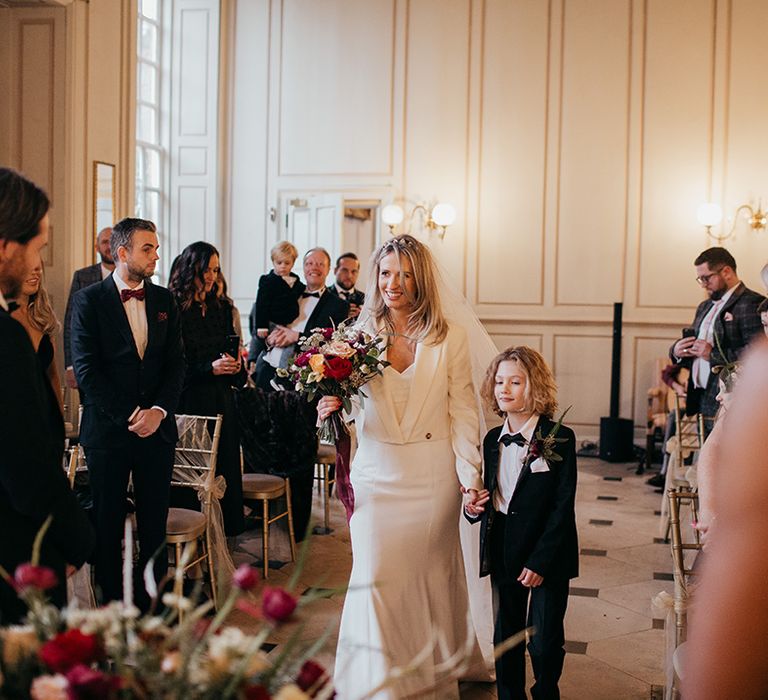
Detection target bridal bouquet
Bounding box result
[276,320,388,443]
[0,526,335,699]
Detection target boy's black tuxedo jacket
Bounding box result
[70,276,185,448]
[0,307,95,621]
[468,416,579,581]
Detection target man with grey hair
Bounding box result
[63,226,115,388]
[70,217,184,608]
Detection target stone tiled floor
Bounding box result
[229,457,672,699]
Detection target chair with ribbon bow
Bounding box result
[167,414,235,609]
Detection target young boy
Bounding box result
[465,346,579,700]
[248,241,305,368]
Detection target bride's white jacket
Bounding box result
[358,322,484,492]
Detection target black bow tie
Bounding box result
[339,290,350,299]
[499,432,527,448]
[6,300,19,313]
[301,291,320,299]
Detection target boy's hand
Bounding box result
[462,486,490,517]
[518,567,544,588]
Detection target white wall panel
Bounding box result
[279,0,394,176]
[177,186,208,249]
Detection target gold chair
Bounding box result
[64,444,79,487]
[314,443,336,533]
[166,414,223,609]
[667,488,702,699]
[242,473,296,579]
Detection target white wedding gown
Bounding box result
[334,327,493,699]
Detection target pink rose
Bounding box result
[262,587,297,623]
[232,563,259,591]
[14,563,58,592]
[39,630,101,674]
[294,351,313,367]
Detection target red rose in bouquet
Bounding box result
[297,659,331,695]
[14,563,58,592]
[66,664,121,699]
[324,356,353,380]
[262,586,297,623]
[39,629,102,673]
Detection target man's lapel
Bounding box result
[144,281,158,352]
[104,277,140,356]
[511,415,550,498]
[304,292,329,332]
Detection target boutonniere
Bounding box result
[157,311,168,322]
[723,311,734,322]
[526,406,572,466]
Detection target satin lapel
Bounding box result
[398,339,442,440]
[104,277,140,357]
[304,292,328,332]
[144,281,157,352]
[368,368,405,443]
[512,415,550,497]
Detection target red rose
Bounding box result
[321,328,334,339]
[324,356,353,380]
[294,351,313,367]
[39,629,101,673]
[14,563,58,592]
[528,440,543,460]
[243,685,271,700]
[232,563,259,591]
[261,586,297,623]
[65,664,121,699]
[297,659,330,694]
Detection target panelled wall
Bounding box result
[226,0,768,441]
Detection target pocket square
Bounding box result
[157,311,168,322]
[529,457,550,473]
[723,311,734,322]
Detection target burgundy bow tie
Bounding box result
[120,288,145,303]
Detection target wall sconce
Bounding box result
[697,200,767,244]
[381,201,457,238]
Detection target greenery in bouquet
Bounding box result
[0,522,336,700]
[276,320,389,443]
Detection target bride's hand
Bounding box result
[317,396,343,420]
[462,486,490,517]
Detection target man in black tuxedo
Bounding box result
[71,217,184,607]
[670,247,765,431]
[252,247,347,537]
[0,168,95,623]
[327,251,365,319]
[63,226,114,389]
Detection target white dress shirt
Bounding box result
[112,271,148,359]
[100,263,112,280]
[0,289,7,312]
[493,414,539,514]
[692,286,735,389]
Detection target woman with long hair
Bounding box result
[11,260,64,415]
[168,241,245,536]
[318,234,492,698]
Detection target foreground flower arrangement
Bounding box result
[276,320,389,443]
[0,550,335,699]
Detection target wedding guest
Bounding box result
[10,261,63,416]
[684,339,768,700]
[169,241,245,536]
[670,247,764,433]
[71,217,184,608]
[62,226,115,389]
[0,167,94,623]
[247,241,304,368]
[327,251,365,319]
[466,346,578,700]
[318,235,492,698]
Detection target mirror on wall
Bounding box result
[92,161,115,263]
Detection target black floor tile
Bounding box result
[653,537,667,544]
[580,548,607,557]
[589,519,613,526]
[652,618,665,630]
[564,640,588,654]
[597,495,618,501]
[603,476,623,482]
[653,572,674,581]
[569,587,599,598]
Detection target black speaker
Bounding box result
[599,417,635,462]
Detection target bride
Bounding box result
[318,234,494,699]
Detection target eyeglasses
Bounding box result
[695,268,723,285]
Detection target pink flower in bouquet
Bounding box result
[65,664,121,699]
[308,354,326,377]
[232,563,259,591]
[296,659,331,695]
[39,629,102,674]
[14,563,58,592]
[324,357,353,380]
[262,586,297,623]
[323,340,356,359]
[30,674,69,700]
[294,351,314,367]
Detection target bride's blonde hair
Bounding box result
[364,234,448,345]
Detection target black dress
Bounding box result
[177,299,245,536]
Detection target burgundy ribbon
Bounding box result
[334,429,355,523]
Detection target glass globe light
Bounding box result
[431,202,456,227]
[381,204,404,226]
[697,202,723,227]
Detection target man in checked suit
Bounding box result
[670,247,765,433]
[71,217,184,607]
[0,168,94,623]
